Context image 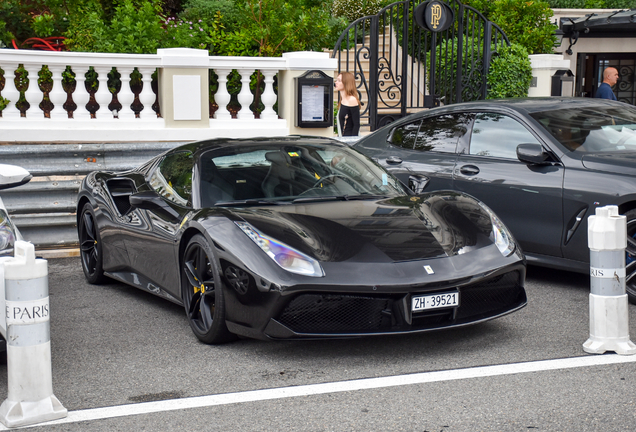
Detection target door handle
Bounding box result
[459,165,480,175]
[385,156,403,165]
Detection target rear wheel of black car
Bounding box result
[181,234,235,344]
[78,203,107,284]
[626,210,636,304]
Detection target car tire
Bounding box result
[181,234,235,344]
[626,210,636,304]
[78,203,107,284]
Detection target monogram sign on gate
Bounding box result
[415,0,454,33]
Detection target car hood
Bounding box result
[231,193,495,263]
[581,152,636,176]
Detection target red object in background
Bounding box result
[11,37,67,51]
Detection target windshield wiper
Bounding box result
[214,199,290,207]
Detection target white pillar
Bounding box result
[93,66,113,119]
[138,67,156,120]
[23,65,43,119]
[583,205,636,355]
[213,68,232,120]
[1,63,21,119]
[260,70,278,120]
[72,66,91,120]
[117,67,136,120]
[0,242,67,428]
[237,68,255,120]
[48,65,67,120]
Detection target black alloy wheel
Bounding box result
[625,210,636,304]
[181,234,234,344]
[78,203,107,284]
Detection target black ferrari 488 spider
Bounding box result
[77,136,527,343]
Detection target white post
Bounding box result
[213,68,232,120]
[237,68,255,120]
[583,205,636,355]
[23,64,43,119]
[117,67,136,120]
[48,65,68,120]
[138,67,156,120]
[260,70,278,120]
[94,66,113,119]
[0,241,67,428]
[1,63,21,119]
[72,66,91,120]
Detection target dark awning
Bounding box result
[561,9,636,36]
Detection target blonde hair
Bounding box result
[338,72,361,108]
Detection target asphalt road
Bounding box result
[1,258,635,431]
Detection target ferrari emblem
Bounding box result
[410,197,420,202]
[424,265,434,275]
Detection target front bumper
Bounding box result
[226,263,527,340]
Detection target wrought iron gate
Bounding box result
[332,0,509,131]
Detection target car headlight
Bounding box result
[235,221,324,277]
[479,203,515,257]
[0,209,16,255]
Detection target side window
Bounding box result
[388,120,422,149]
[414,113,471,153]
[149,151,193,206]
[470,113,540,158]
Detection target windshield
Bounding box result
[198,142,405,207]
[530,105,636,153]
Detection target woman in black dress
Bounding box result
[335,72,360,136]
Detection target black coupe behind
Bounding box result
[354,98,636,302]
[77,136,526,343]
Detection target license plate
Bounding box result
[412,292,459,312]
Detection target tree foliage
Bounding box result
[547,0,635,7]
[332,0,383,22]
[464,0,557,54]
[487,43,533,98]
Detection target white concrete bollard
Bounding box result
[0,241,67,427]
[583,206,636,355]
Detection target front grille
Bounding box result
[455,271,524,320]
[277,294,391,333]
[276,270,524,335]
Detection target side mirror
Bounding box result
[408,174,429,194]
[0,164,32,190]
[129,191,180,222]
[516,143,551,165]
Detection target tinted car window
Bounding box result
[149,151,193,206]
[530,106,636,153]
[469,113,540,159]
[414,113,471,153]
[388,114,470,153]
[388,120,421,149]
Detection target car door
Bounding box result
[121,151,194,294]
[453,112,565,258]
[372,113,472,192]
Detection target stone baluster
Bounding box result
[1,63,21,119]
[237,68,255,120]
[138,67,156,120]
[72,66,91,120]
[213,69,232,120]
[260,70,278,120]
[23,64,43,119]
[48,65,68,120]
[93,66,113,119]
[117,67,135,120]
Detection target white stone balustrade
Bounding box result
[0,49,337,142]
